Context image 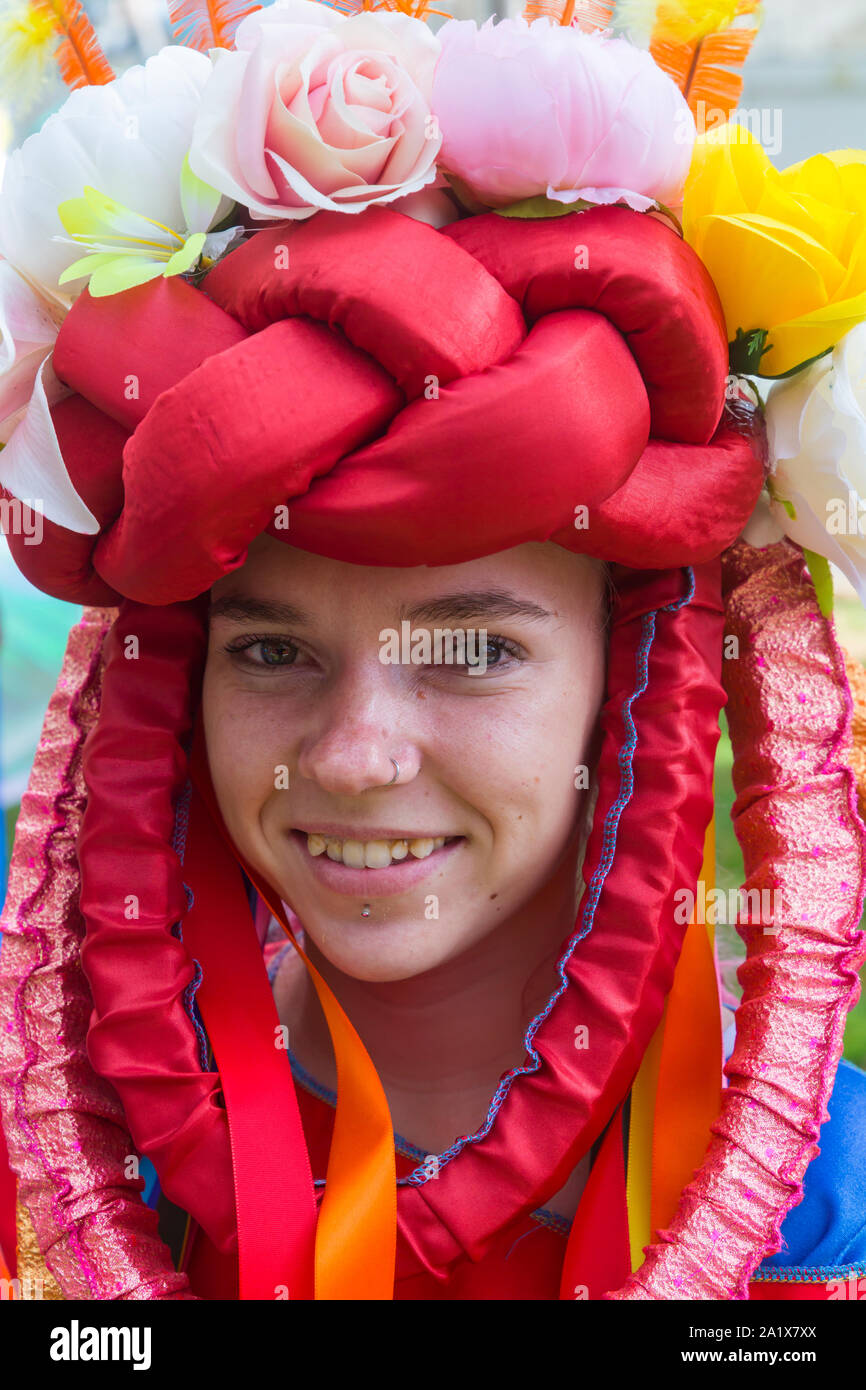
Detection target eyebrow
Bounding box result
[208,589,555,627]
[208,596,310,626]
[398,590,554,625]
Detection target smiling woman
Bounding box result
[204,539,607,986]
[202,540,608,1209]
[1,0,866,1311]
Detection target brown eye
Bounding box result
[482,637,516,667]
[256,640,298,667]
[459,635,523,672]
[423,633,524,677]
[224,636,300,669]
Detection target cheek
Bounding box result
[441,689,598,848]
[485,658,604,845]
[201,672,289,837]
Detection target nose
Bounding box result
[294,662,417,796]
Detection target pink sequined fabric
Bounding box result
[610,538,866,1300]
[0,607,192,1299]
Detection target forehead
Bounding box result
[210,535,602,613]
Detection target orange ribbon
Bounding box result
[650,811,723,1236]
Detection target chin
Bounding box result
[299,911,473,983]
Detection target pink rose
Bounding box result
[189,0,442,220]
[432,16,695,213]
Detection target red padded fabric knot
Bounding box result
[8,203,764,605]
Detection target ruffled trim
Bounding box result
[609,538,866,1300]
[0,607,191,1299]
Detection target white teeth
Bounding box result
[304,832,455,866]
[408,837,434,859]
[364,840,393,869]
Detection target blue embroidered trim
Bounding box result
[751,1262,866,1284]
[171,780,192,860]
[282,1046,426,1163]
[282,1045,576,1229]
[529,1207,572,1237]
[170,777,210,1072]
[268,570,698,1191]
[181,944,209,1073]
[267,942,293,983]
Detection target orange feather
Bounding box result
[167,0,263,53]
[522,0,615,31]
[366,0,453,18]
[33,0,114,88]
[650,1,762,119]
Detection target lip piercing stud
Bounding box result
[361,904,371,917]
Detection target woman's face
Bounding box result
[203,536,608,982]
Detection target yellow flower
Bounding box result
[682,122,866,376]
[0,0,58,116]
[617,0,745,46]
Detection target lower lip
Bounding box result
[288,830,464,898]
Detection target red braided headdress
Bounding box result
[4,203,765,604]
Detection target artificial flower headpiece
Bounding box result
[0,0,865,611]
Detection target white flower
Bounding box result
[766,322,866,605]
[0,257,63,442]
[0,45,234,303]
[0,257,97,533]
[54,157,239,298]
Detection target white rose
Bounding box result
[767,322,866,605]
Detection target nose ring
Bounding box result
[386,757,400,786]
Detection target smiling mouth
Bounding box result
[295,832,461,868]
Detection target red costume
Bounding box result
[0,0,864,1304]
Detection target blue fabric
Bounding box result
[140,1155,160,1209]
[723,1024,866,1275]
[759,1056,866,1272]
